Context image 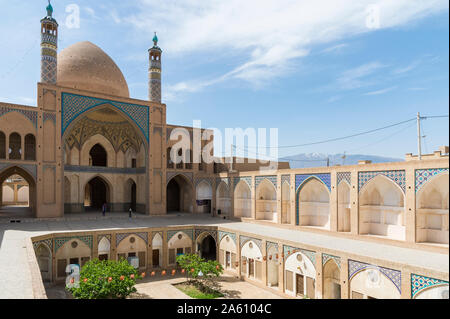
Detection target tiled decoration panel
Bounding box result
[348,260,401,293]
[195,178,214,188]
[167,229,194,242]
[358,170,405,193]
[411,274,449,298]
[61,93,149,141]
[97,234,111,245]
[295,174,331,192]
[116,232,148,246]
[166,172,193,185]
[216,177,230,190]
[281,175,291,185]
[255,175,277,190]
[337,172,351,186]
[33,238,53,253]
[266,241,278,253]
[283,245,316,266]
[415,168,449,193]
[194,228,217,242]
[218,231,236,245]
[233,176,252,190]
[322,254,341,269]
[239,235,262,250]
[0,105,38,127]
[54,235,93,253]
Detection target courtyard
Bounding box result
[45,272,285,299]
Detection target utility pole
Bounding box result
[417,112,422,160]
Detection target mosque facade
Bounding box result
[0,3,448,299]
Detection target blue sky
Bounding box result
[0,0,448,159]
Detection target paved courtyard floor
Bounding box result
[45,273,284,299]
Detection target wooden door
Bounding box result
[296,274,304,296]
[152,249,160,267]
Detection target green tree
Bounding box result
[176,253,223,293]
[68,258,140,299]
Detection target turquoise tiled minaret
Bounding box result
[40,1,58,84]
[148,33,162,103]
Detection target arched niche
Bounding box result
[116,234,147,269]
[35,243,52,282]
[297,178,330,229]
[196,232,216,261]
[219,235,237,270]
[284,252,316,298]
[216,182,231,216]
[255,179,277,222]
[80,134,116,167]
[151,233,163,268]
[234,180,252,218]
[416,173,449,244]
[196,180,212,214]
[240,240,263,281]
[323,259,341,299]
[359,175,405,241]
[350,267,400,299]
[167,231,193,265]
[98,237,111,260]
[55,238,92,280]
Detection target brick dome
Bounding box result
[57,41,129,98]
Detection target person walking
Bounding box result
[102,202,107,217]
[128,207,133,219]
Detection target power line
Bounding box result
[239,114,448,150]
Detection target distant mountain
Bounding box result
[280,153,403,169]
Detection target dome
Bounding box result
[57,41,130,98]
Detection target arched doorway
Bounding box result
[84,176,110,212]
[0,166,36,218]
[323,260,341,299]
[216,182,231,216]
[166,175,193,213]
[35,244,52,282]
[197,234,216,261]
[89,144,107,167]
[124,179,137,212]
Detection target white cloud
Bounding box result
[393,60,421,74]
[337,62,387,90]
[363,86,397,96]
[125,0,448,94]
[321,43,348,54]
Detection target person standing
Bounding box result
[128,207,133,219]
[102,202,107,217]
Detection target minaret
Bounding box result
[148,33,162,103]
[40,1,58,84]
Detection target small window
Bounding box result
[128,252,136,257]
[118,253,126,261]
[98,254,108,261]
[69,258,79,266]
[169,249,176,264]
[131,158,137,168]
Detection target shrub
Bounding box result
[68,258,140,299]
[176,254,223,293]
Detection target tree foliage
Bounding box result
[176,253,223,293]
[68,258,140,299]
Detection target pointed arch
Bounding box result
[296,177,330,229]
[234,180,252,218]
[166,174,194,213]
[0,165,36,216]
[216,181,231,216]
[256,179,277,222]
[416,172,449,244]
[359,174,405,240]
[323,259,341,299]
